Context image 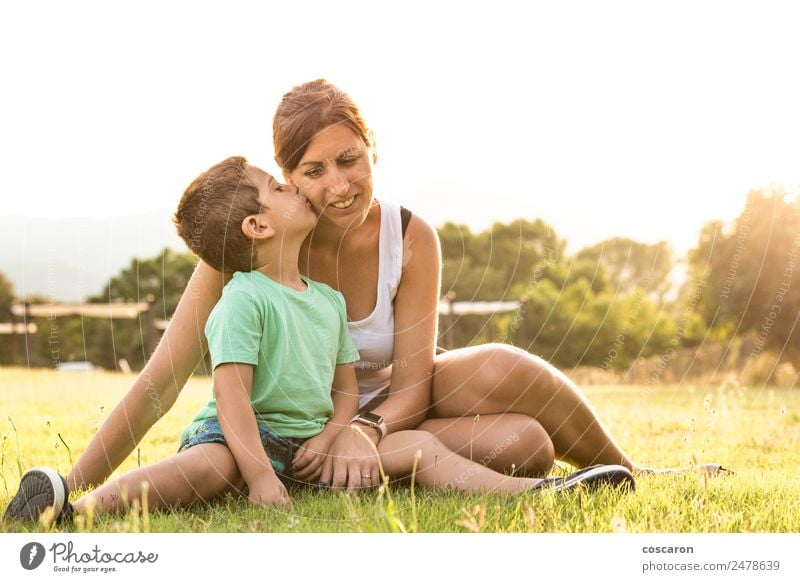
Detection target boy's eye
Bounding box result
[275,185,285,192]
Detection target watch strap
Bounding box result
[351,414,387,442]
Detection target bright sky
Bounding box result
[2,1,799,254]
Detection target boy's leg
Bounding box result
[74,443,243,514]
[377,430,541,494]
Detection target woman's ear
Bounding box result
[369,132,378,165]
[241,213,274,240]
[282,170,295,186]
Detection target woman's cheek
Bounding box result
[352,159,374,186]
[300,181,327,208]
[292,173,315,198]
[285,171,300,188]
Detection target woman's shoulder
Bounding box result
[403,211,435,236]
[375,199,437,248]
[402,210,439,259]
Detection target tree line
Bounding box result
[1,189,797,374]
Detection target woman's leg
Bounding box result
[429,344,637,470]
[74,443,243,514]
[417,413,554,476]
[378,430,541,493]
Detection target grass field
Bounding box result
[1,367,798,533]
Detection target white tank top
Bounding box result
[348,199,403,408]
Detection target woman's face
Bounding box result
[284,124,375,232]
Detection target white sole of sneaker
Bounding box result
[29,467,66,518]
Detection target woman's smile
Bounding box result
[330,194,357,210]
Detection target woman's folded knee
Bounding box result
[476,344,559,403]
[493,416,555,477]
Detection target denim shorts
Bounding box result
[178,417,308,487]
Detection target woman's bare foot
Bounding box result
[634,463,733,476]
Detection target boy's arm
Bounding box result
[319,363,360,443]
[292,364,359,481]
[214,362,292,507]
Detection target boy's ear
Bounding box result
[241,213,275,240]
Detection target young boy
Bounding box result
[4,157,634,525]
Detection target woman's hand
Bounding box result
[247,470,293,508]
[291,433,333,483]
[320,425,381,494]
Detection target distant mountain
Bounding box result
[0,210,185,302]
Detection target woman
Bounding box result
[66,79,685,496]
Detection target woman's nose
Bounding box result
[325,168,349,196]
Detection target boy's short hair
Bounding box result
[173,156,263,272]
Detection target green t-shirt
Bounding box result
[180,271,359,442]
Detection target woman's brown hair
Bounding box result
[273,79,375,172]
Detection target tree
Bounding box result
[90,247,198,316]
[576,237,675,302]
[474,219,566,296]
[0,272,17,364]
[438,219,572,349]
[0,271,13,322]
[86,247,199,369]
[438,219,679,368]
[689,189,800,366]
[504,275,674,369]
[438,219,565,301]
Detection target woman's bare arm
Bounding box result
[66,261,231,490]
[329,215,441,455]
[370,214,441,432]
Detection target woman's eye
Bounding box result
[305,167,323,178]
[339,157,357,166]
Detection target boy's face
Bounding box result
[246,166,316,237]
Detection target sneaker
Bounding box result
[3,468,73,524]
[533,464,635,492]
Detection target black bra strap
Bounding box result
[400,206,412,238]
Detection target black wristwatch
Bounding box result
[351,412,387,442]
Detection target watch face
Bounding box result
[359,412,383,424]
